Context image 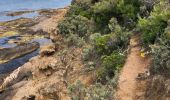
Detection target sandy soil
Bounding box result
[117,34,151,100]
[31,8,68,33]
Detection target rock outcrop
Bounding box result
[0,42,39,63]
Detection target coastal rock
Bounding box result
[0,42,39,63]
[6,11,34,17]
[40,43,55,57]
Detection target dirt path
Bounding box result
[117,35,150,100]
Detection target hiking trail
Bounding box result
[117,34,150,100]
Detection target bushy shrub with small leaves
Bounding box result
[69,0,93,18]
[82,46,95,61]
[92,0,141,29]
[66,33,85,47]
[58,15,94,37]
[89,33,101,44]
[94,18,130,55]
[94,32,129,55]
[164,20,170,39]
[150,40,170,75]
[138,0,170,45]
[97,52,125,80]
[68,80,116,100]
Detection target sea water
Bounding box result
[0,0,71,21]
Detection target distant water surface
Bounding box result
[0,0,71,12]
[0,0,71,21]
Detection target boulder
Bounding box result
[0,42,39,63]
[40,44,55,56]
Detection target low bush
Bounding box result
[68,80,115,100]
[164,20,170,39]
[58,15,94,37]
[139,0,158,17]
[94,32,129,55]
[150,22,170,74]
[68,0,93,18]
[108,17,122,33]
[84,61,96,72]
[92,0,141,29]
[89,33,101,44]
[97,52,126,81]
[138,0,170,45]
[66,33,85,47]
[82,46,95,61]
[94,18,129,55]
[150,43,170,75]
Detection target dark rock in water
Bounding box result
[0,50,38,74]
[0,42,40,63]
[6,11,34,17]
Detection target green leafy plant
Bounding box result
[82,46,95,61]
[97,52,126,80]
[150,43,170,75]
[58,15,94,37]
[94,31,129,55]
[68,80,116,100]
[66,33,85,47]
[68,0,93,18]
[138,0,170,45]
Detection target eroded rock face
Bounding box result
[0,46,96,100]
[0,8,95,100]
[39,43,55,57]
[145,75,170,100]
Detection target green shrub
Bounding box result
[164,20,170,39]
[138,0,170,45]
[58,15,94,37]
[89,33,101,44]
[139,0,159,17]
[97,52,125,80]
[108,17,122,33]
[68,80,115,100]
[84,61,96,72]
[68,80,86,100]
[150,43,170,75]
[94,18,126,55]
[66,33,85,47]
[94,31,129,55]
[82,46,95,61]
[68,0,93,18]
[94,34,113,55]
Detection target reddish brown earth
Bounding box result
[117,35,151,100]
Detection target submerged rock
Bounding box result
[6,11,34,17]
[0,42,39,63]
[0,31,19,38]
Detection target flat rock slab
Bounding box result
[0,42,39,63]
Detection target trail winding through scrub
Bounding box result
[117,34,150,100]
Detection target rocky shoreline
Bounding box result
[0,8,78,100]
[0,8,67,65]
[0,7,96,100]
